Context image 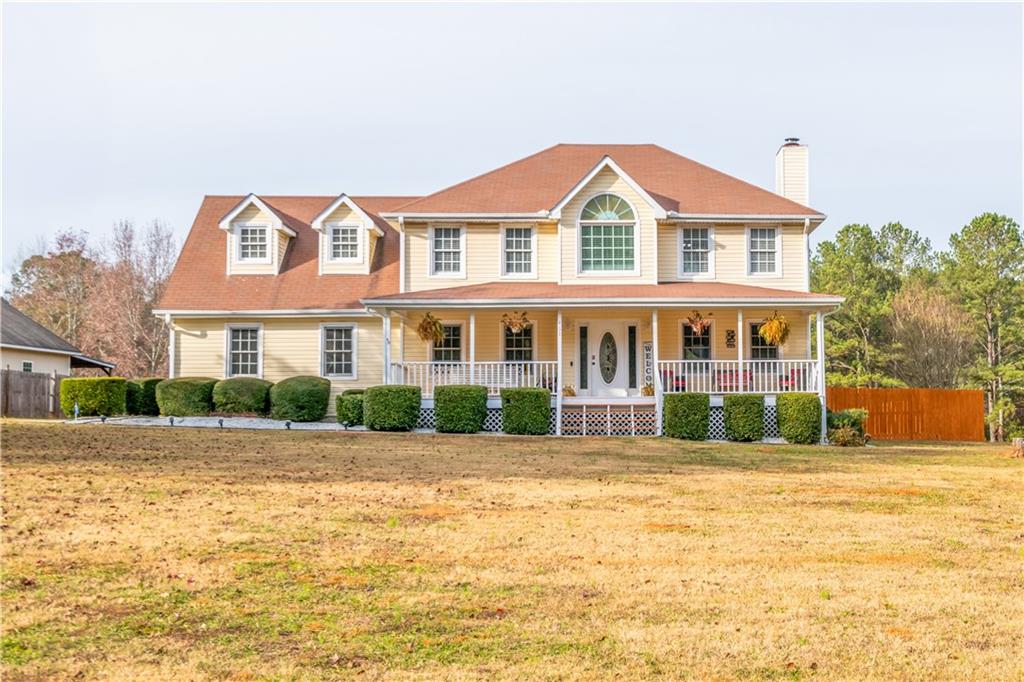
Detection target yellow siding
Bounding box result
[656,308,813,361]
[558,167,658,284]
[172,316,383,414]
[227,205,284,276]
[396,310,558,363]
[0,348,71,375]
[403,221,559,291]
[319,205,371,275]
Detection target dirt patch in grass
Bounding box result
[2,420,1022,680]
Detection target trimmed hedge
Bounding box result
[269,376,330,422]
[213,377,272,415]
[342,388,365,396]
[156,377,217,416]
[435,385,488,433]
[336,393,364,426]
[723,394,764,442]
[500,387,550,435]
[776,393,822,444]
[364,385,421,431]
[663,393,710,440]
[60,377,127,417]
[126,377,162,416]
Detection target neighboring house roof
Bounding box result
[156,195,418,313]
[388,144,823,217]
[1,299,81,354]
[363,281,844,308]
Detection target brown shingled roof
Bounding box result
[390,144,822,216]
[157,196,417,312]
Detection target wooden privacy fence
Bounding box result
[0,370,67,419]
[826,386,985,442]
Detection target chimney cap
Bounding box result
[783,137,801,145]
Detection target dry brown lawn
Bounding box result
[2,420,1022,680]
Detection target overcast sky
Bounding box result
[3,2,1021,278]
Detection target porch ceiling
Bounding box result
[363,281,843,309]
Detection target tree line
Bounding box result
[812,213,1023,441]
[6,221,177,379]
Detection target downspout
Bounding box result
[398,216,406,294]
[165,313,175,379]
[803,217,811,291]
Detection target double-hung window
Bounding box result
[237,225,269,262]
[748,227,779,275]
[227,325,261,377]
[679,227,713,277]
[682,324,711,361]
[750,322,779,359]
[322,325,356,378]
[579,194,636,273]
[504,324,534,362]
[432,324,462,362]
[502,226,534,276]
[329,225,360,261]
[21,361,33,373]
[431,226,463,276]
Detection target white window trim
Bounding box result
[676,225,716,280]
[224,323,264,378]
[326,223,364,264]
[22,361,33,372]
[748,319,783,360]
[430,321,464,362]
[745,225,783,278]
[428,224,467,279]
[500,319,538,361]
[576,192,641,277]
[679,319,715,360]
[499,224,538,279]
[319,322,358,380]
[233,222,273,265]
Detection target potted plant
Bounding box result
[758,311,790,346]
[417,312,445,344]
[562,384,576,397]
[641,383,655,397]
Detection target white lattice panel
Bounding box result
[708,405,727,440]
[764,404,780,439]
[416,408,435,430]
[482,408,503,432]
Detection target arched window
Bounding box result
[579,193,636,272]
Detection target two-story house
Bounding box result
[156,142,842,436]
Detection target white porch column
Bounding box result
[469,312,476,384]
[556,309,563,436]
[816,310,828,444]
[652,309,661,435]
[382,312,392,385]
[736,309,744,390]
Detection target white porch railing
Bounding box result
[391,361,558,397]
[657,359,819,394]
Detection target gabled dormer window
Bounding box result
[329,224,361,262]
[237,224,270,263]
[579,194,637,273]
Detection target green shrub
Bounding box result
[156,377,217,416]
[60,377,127,417]
[828,408,868,435]
[364,385,421,431]
[336,393,364,426]
[500,387,550,435]
[268,376,330,422]
[125,377,162,416]
[776,393,822,444]
[829,424,866,447]
[663,393,710,440]
[342,388,365,396]
[213,377,272,415]
[434,385,488,433]
[723,395,764,442]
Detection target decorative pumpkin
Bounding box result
[562,384,576,397]
[417,312,446,344]
[641,383,655,397]
[501,311,530,333]
[758,311,790,346]
[685,311,711,335]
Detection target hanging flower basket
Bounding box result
[685,311,711,336]
[758,310,790,346]
[417,312,446,344]
[501,311,530,333]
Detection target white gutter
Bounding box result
[152,309,373,318]
[380,212,551,221]
[361,297,844,309]
[0,343,79,356]
[666,212,827,222]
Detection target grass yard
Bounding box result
[2,421,1022,680]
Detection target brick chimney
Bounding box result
[775,137,809,206]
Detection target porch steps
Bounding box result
[560,403,658,437]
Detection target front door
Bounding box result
[581,321,631,397]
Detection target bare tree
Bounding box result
[890,281,974,387]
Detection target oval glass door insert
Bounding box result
[599,332,617,384]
